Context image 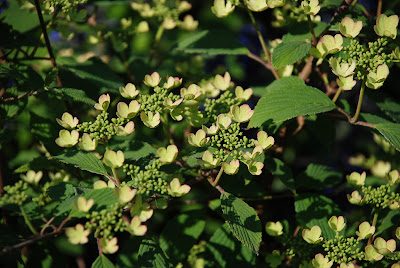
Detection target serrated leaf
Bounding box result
[206,224,257,267]
[295,194,342,240]
[51,88,96,105]
[110,137,156,161]
[92,254,115,268]
[30,112,63,155]
[14,156,58,173]
[55,150,108,176]
[282,22,328,43]
[138,239,172,268]
[176,30,209,49]
[159,212,205,263]
[367,91,400,123]
[375,123,400,152]
[249,76,336,128]
[272,41,311,69]
[220,192,262,254]
[44,68,59,88]
[296,164,341,191]
[174,30,249,55]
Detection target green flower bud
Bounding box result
[302,225,323,244]
[374,14,399,39]
[222,160,240,175]
[346,171,366,186]
[100,237,119,254]
[217,114,232,130]
[181,15,198,31]
[66,224,90,245]
[235,86,253,101]
[94,94,110,111]
[104,150,125,168]
[136,21,149,33]
[73,196,94,212]
[80,133,97,151]
[143,72,161,87]
[120,18,132,29]
[168,178,191,197]
[254,131,274,150]
[366,64,389,89]
[140,111,161,128]
[127,216,147,236]
[365,245,383,261]
[119,83,139,99]
[339,17,363,38]
[337,75,356,91]
[55,130,79,148]
[301,0,320,16]
[247,161,264,175]
[211,0,235,18]
[181,84,202,100]
[328,216,346,232]
[312,254,333,268]
[116,100,141,119]
[212,72,231,91]
[56,112,79,129]
[162,18,177,30]
[116,121,135,136]
[114,185,136,203]
[330,58,356,77]
[21,170,43,184]
[347,190,362,205]
[157,145,178,163]
[163,76,182,90]
[265,221,283,236]
[188,129,210,147]
[230,104,254,123]
[178,1,192,12]
[198,151,220,169]
[373,237,396,256]
[247,0,268,12]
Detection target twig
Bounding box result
[212,168,224,186]
[332,87,342,102]
[307,15,317,46]
[247,10,280,80]
[2,229,64,253]
[376,0,382,16]
[350,79,366,123]
[298,56,314,81]
[111,168,121,186]
[247,52,275,72]
[0,89,41,102]
[34,0,63,87]
[20,205,38,235]
[40,217,56,235]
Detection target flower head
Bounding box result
[119,83,139,99]
[339,17,363,38]
[144,72,161,87]
[100,237,119,254]
[21,170,43,184]
[73,196,94,212]
[328,216,346,232]
[103,150,125,168]
[374,14,399,39]
[265,221,283,236]
[55,130,79,148]
[157,145,178,163]
[114,185,137,203]
[222,160,240,175]
[168,178,191,197]
[346,171,366,186]
[211,0,235,18]
[66,224,90,245]
[56,112,79,129]
[140,111,161,128]
[94,94,110,111]
[302,225,323,244]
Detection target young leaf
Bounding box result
[92,254,115,268]
[375,123,400,152]
[272,41,311,69]
[249,76,336,128]
[159,212,205,262]
[138,239,173,268]
[55,150,108,176]
[51,88,96,105]
[220,192,262,254]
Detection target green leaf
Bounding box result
[138,239,172,268]
[220,192,262,254]
[271,41,311,69]
[159,212,205,263]
[55,150,108,176]
[30,112,63,155]
[110,137,157,161]
[14,156,59,173]
[58,57,123,91]
[376,210,400,236]
[375,123,400,152]
[92,254,115,268]
[249,76,336,128]
[295,194,342,240]
[51,88,96,105]
[44,68,59,88]
[206,224,257,267]
[368,91,400,123]
[264,157,295,189]
[296,164,342,191]
[174,30,249,55]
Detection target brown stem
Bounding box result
[33,0,63,87]
[0,89,41,102]
[377,0,382,16]
[247,52,275,72]
[298,56,314,81]
[40,217,55,235]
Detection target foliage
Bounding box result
[1,0,400,267]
